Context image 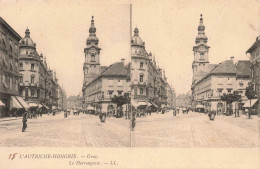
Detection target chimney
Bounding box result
[121,58,125,66]
[230,56,234,63]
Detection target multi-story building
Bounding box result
[66,95,82,110]
[131,27,168,110]
[0,17,22,117]
[82,16,130,114]
[246,35,260,114]
[19,28,59,109]
[176,93,191,108]
[58,86,67,110]
[191,15,251,112]
[166,83,176,109]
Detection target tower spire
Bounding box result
[86,15,99,46]
[195,14,208,44]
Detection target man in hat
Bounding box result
[22,111,28,132]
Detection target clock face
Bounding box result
[199,46,204,51]
[90,48,96,53]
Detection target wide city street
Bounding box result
[0,111,259,147]
[0,113,130,147]
[132,111,259,147]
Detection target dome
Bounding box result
[131,27,145,47]
[19,28,36,49]
[196,33,208,40]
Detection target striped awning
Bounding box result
[243,99,258,108]
[0,100,5,106]
[29,103,38,108]
[10,96,23,109]
[15,96,29,109]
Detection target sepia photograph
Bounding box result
[0,0,259,168]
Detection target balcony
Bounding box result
[133,95,147,99]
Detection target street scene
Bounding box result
[0,1,259,148]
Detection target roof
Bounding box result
[101,62,127,76]
[208,64,218,71]
[246,35,260,53]
[211,60,237,74]
[236,60,251,77]
[100,66,108,74]
[0,17,22,41]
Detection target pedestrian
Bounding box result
[22,111,28,132]
[132,111,136,131]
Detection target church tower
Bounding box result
[83,16,101,85]
[192,14,210,83]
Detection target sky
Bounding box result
[132,0,259,96]
[0,0,130,97]
[0,0,259,97]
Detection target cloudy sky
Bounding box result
[1,0,259,97]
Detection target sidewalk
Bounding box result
[0,116,22,122]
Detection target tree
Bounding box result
[220,91,241,116]
[245,82,256,119]
[111,93,130,117]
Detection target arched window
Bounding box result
[200,53,204,60]
[91,54,95,62]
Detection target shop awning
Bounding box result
[10,96,23,109]
[131,99,139,108]
[196,105,204,108]
[15,96,29,109]
[29,103,38,108]
[0,100,5,106]
[137,101,147,108]
[147,102,152,107]
[41,103,49,109]
[149,101,158,108]
[86,105,95,110]
[243,99,259,108]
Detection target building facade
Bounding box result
[166,83,176,109]
[58,86,67,110]
[82,16,130,114]
[0,17,21,117]
[246,35,260,114]
[191,15,251,112]
[176,93,191,108]
[131,27,168,110]
[19,28,59,109]
[66,95,82,110]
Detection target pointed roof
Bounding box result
[86,16,99,46]
[195,14,208,43]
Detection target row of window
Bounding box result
[19,62,35,70]
[0,33,19,54]
[0,74,18,91]
[19,75,35,84]
[108,79,123,86]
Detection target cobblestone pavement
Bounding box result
[0,113,130,147]
[0,111,258,147]
[132,111,259,147]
